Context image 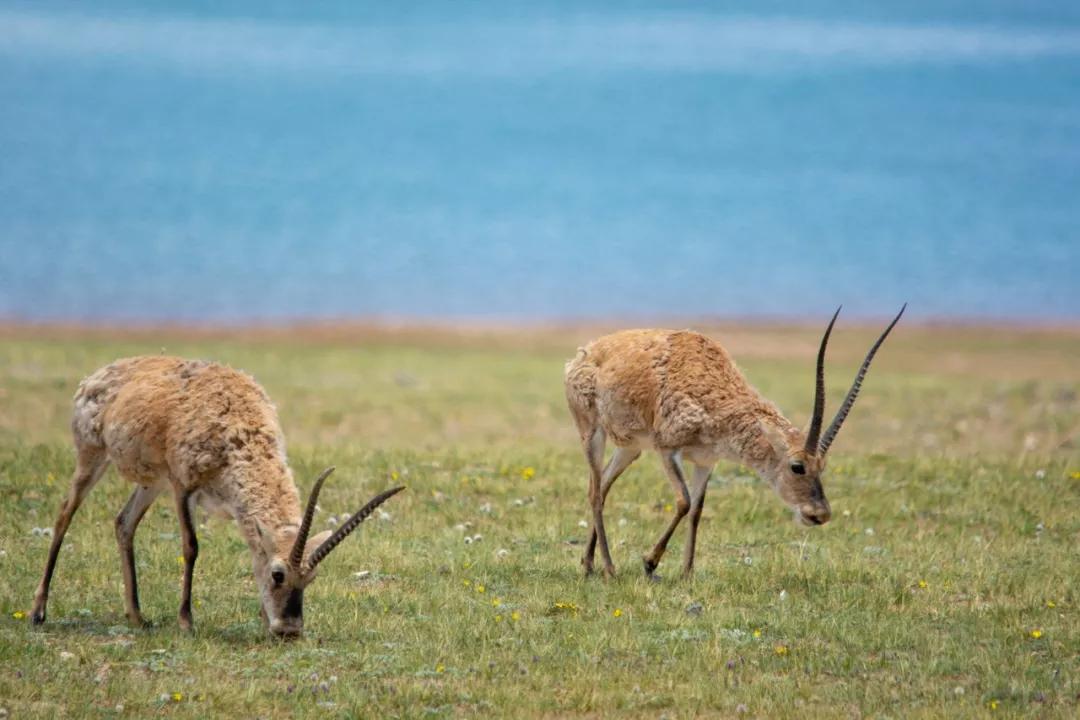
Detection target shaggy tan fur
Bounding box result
[31,356,379,638]
[566,329,830,579]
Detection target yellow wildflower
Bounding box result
[492,597,502,607]
[475,583,486,594]
[495,614,503,623]
[521,467,536,480]
[752,628,762,638]
[462,579,471,587]
[664,503,674,513]
[988,699,999,710]
[550,601,580,615]
[511,611,520,622]
[918,579,928,589]
[435,664,445,674]
[12,610,26,620]
[1070,470,1080,480]
[176,555,185,567]
[171,692,183,702]
[774,644,789,656]
[1030,628,1043,639]
[1046,600,1056,609]
[391,470,400,481]
[613,608,623,618]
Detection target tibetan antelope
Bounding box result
[564,306,904,579]
[30,356,404,638]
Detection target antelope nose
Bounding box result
[800,503,831,526]
[269,621,303,641]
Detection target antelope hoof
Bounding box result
[30,609,46,626]
[178,614,194,632]
[602,565,616,579]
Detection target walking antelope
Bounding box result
[564,306,905,578]
[30,356,404,638]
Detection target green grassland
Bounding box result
[0,323,1077,718]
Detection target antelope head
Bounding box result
[767,305,906,527]
[254,467,404,639]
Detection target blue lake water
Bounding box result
[1,1,1078,323]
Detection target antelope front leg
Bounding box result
[681,464,713,579]
[115,481,164,627]
[174,489,199,631]
[642,450,690,579]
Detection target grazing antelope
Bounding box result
[30,356,404,638]
[564,306,905,579]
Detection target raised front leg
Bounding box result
[115,481,165,627]
[174,489,199,631]
[681,463,713,578]
[642,450,690,579]
[31,448,110,625]
[583,446,641,574]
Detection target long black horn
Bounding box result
[818,304,906,455]
[305,486,406,571]
[290,466,335,570]
[805,306,841,455]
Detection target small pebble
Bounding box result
[685,602,703,617]
[496,548,510,559]
[59,651,75,661]
[577,520,589,529]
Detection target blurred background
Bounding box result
[1,0,1078,324]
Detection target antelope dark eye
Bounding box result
[271,569,285,586]
[790,462,806,475]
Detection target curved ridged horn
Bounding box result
[818,304,907,455]
[305,486,406,571]
[805,306,841,455]
[290,466,335,570]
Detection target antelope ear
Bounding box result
[303,530,333,565]
[758,420,791,457]
[255,520,278,558]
